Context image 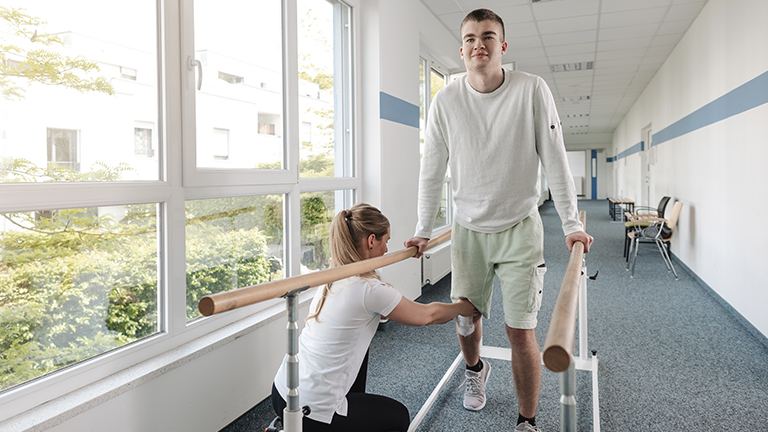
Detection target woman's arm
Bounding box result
[384,298,478,327]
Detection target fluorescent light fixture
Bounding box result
[561,95,591,102]
[551,61,594,73]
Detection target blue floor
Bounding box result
[222,200,768,431]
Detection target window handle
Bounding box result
[189,57,202,91]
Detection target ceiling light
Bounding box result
[551,61,594,73]
[561,95,591,102]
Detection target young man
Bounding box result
[406,9,593,432]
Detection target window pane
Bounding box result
[430,69,445,100]
[298,0,350,178]
[0,204,159,390]
[0,1,159,183]
[185,195,285,321]
[300,190,350,273]
[193,1,283,170]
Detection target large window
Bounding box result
[0,0,356,410]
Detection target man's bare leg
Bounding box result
[457,313,483,365]
[505,326,541,418]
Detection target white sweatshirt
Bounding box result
[415,69,583,238]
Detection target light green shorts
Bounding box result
[450,212,546,330]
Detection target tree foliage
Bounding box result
[0,165,282,390]
[1,157,134,183]
[0,6,114,101]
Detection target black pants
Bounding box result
[271,351,410,432]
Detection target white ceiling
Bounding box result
[420,0,709,143]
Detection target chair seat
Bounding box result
[625,220,653,228]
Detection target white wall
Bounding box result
[611,0,768,337]
[359,0,423,300]
[44,304,309,432]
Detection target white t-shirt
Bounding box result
[415,69,583,238]
[273,275,402,424]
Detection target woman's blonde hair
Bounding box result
[307,203,390,322]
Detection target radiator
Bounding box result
[422,240,451,285]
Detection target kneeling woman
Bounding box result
[272,203,476,432]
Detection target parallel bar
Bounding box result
[198,230,451,316]
[542,211,587,373]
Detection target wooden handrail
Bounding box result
[542,210,587,373]
[198,229,452,317]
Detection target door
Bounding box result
[640,125,652,208]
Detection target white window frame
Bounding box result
[0,0,359,422]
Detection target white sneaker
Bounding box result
[461,358,491,411]
[515,421,541,432]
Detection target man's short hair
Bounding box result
[460,9,506,42]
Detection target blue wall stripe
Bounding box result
[380,92,420,128]
[607,69,768,162]
[653,70,768,146]
[616,141,643,160]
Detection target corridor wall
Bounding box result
[610,0,768,338]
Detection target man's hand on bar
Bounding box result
[566,231,593,253]
[405,237,429,259]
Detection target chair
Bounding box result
[623,196,671,260]
[626,201,683,279]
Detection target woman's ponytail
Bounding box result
[307,203,389,322]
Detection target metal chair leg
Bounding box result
[624,227,631,261]
[655,240,673,273]
[630,238,639,278]
[659,241,679,280]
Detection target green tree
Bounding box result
[298,6,337,177]
[0,6,114,100]
[299,195,333,270]
[0,203,158,389]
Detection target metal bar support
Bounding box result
[282,286,310,432]
[559,361,577,432]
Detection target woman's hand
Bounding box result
[455,298,479,317]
